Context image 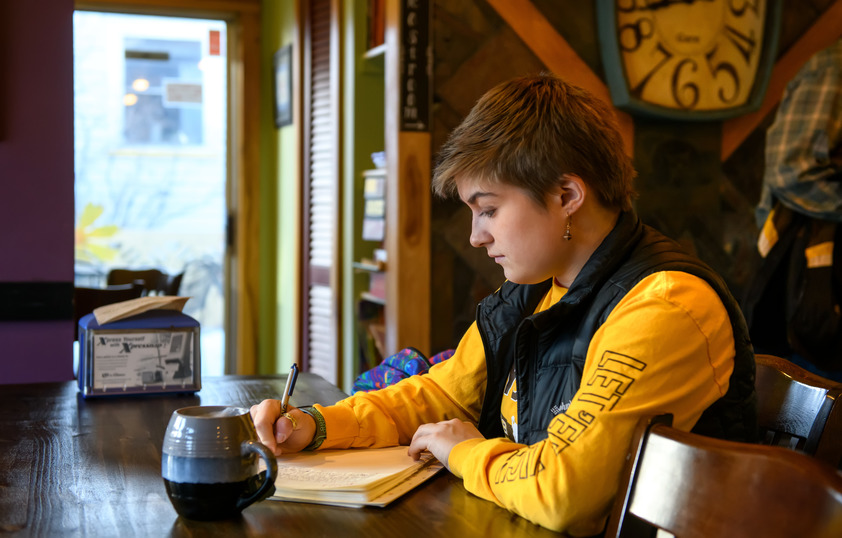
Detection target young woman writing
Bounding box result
[251,73,756,535]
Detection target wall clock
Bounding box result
[597,0,782,121]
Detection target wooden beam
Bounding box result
[721,0,842,160]
[384,0,431,356]
[485,0,634,157]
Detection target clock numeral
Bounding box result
[671,59,700,110]
[705,47,741,104]
[728,0,758,16]
[723,24,757,63]
[630,42,674,98]
[619,18,654,52]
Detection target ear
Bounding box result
[556,174,586,214]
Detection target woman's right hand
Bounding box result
[250,399,316,456]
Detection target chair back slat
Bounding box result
[607,414,842,538]
[816,396,842,467]
[755,354,842,466]
[165,271,185,295]
[107,268,174,296]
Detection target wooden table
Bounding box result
[0,374,561,537]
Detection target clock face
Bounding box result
[598,0,780,120]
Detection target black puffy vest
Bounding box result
[475,211,757,444]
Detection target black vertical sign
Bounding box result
[400,0,430,132]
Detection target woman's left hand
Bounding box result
[407,418,483,471]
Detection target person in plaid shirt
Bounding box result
[746,38,842,380]
[756,37,842,227]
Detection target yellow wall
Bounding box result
[261,0,299,374]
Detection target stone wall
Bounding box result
[428,0,836,352]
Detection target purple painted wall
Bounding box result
[0,0,75,383]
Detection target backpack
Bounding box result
[352,347,455,394]
[742,204,842,371]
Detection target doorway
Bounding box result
[73,11,228,376]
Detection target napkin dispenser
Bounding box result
[77,309,201,398]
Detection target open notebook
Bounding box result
[269,446,444,508]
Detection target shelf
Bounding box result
[345,0,431,388]
[353,261,386,272]
[360,291,386,305]
[361,45,385,75]
[363,44,387,60]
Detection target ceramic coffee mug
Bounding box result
[162,405,278,520]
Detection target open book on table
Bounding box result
[269,446,444,508]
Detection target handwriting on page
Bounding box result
[276,466,385,488]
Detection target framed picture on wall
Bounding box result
[273,44,292,128]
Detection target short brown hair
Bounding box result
[432,73,636,211]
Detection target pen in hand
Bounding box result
[281,363,299,414]
[279,364,300,437]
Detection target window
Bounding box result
[123,39,204,145]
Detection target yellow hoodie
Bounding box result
[317,271,734,535]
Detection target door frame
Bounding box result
[74,0,262,373]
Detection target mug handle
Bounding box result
[236,440,278,511]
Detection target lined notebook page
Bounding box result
[270,446,442,507]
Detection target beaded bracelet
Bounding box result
[297,405,327,450]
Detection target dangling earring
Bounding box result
[563,213,572,241]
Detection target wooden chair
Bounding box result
[755,353,842,468]
[73,282,145,340]
[106,268,181,296]
[163,270,185,295]
[606,414,842,538]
